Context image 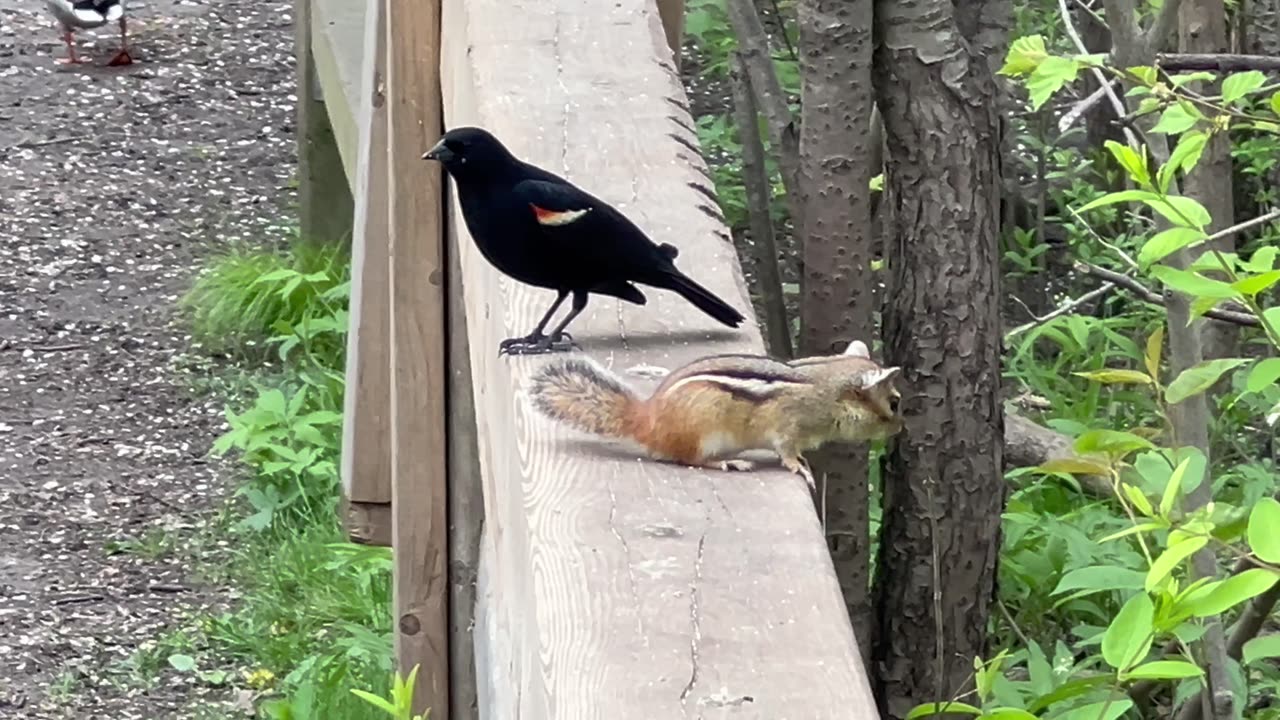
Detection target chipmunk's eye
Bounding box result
[888,394,900,415]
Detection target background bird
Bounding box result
[44,0,133,66]
[423,126,746,356]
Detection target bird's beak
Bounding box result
[422,140,450,162]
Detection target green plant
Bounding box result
[350,665,431,720]
[181,239,348,360]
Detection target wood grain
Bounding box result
[309,0,367,188]
[386,0,449,716]
[339,0,392,529]
[440,0,878,715]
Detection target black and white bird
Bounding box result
[43,0,134,66]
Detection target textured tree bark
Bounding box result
[1171,3,1234,714]
[871,0,1009,714]
[795,0,876,663]
[1180,0,1238,361]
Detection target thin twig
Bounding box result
[1059,81,1118,133]
[1058,0,1141,148]
[1006,282,1117,338]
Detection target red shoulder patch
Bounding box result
[530,203,591,227]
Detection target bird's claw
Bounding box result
[497,333,578,357]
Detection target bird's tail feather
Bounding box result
[529,358,644,441]
[647,270,746,328]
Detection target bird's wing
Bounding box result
[510,179,672,270]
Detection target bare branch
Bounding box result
[729,53,793,358]
[1156,52,1280,72]
[1058,81,1118,133]
[723,0,802,209]
[1077,263,1261,326]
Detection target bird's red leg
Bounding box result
[106,17,134,66]
[55,28,86,65]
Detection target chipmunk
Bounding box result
[527,340,903,487]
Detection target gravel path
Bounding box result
[0,0,295,715]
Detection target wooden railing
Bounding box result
[298,0,879,717]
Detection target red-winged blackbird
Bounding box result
[423,126,746,356]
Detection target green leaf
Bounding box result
[258,388,289,418]
[1160,456,1192,518]
[1077,188,1164,214]
[1162,130,1209,192]
[1248,497,1280,562]
[1027,675,1114,713]
[1170,71,1217,87]
[1271,90,1280,117]
[1075,429,1156,456]
[1028,56,1082,109]
[1101,521,1168,543]
[1152,265,1239,298]
[1157,195,1213,229]
[981,710,1039,720]
[1074,369,1153,385]
[167,654,197,673]
[905,701,982,718]
[1242,634,1280,666]
[1124,660,1205,680]
[1139,228,1208,268]
[1151,103,1200,135]
[1104,140,1152,187]
[1165,358,1249,403]
[1145,326,1164,380]
[1183,568,1278,617]
[1146,536,1209,591]
[1057,698,1135,720]
[350,689,399,715]
[1246,358,1280,393]
[1243,246,1278,273]
[1037,457,1113,476]
[1233,269,1280,297]
[1221,70,1267,103]
[1054,566,1149,595]
[1124,483,1156,517]
[1102,592,1155,670]
[999,35,1048,76]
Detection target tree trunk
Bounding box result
[1181,0,1239,361]
[871,0,1009,715]
[795,0,877,664]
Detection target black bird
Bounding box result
[422,126,746,356]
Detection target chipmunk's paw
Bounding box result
[718,459,756,473]
[781,455,816,490]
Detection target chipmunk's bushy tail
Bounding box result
[529,358,642,440]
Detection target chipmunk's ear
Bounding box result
[854,366,900,390]
[843,340,871,358]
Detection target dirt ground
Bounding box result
[0,0,295,716]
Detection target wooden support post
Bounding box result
[656,0,686,70]
[339,0,392,547]
[294,0,355,243]
[446,199,483,720]
[386,0,449,715]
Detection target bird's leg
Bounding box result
[106,17,134,66]
[498,290,570,355]
[55,28,86,65]
[501,291,587,356]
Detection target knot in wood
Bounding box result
[399,613,422,635]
